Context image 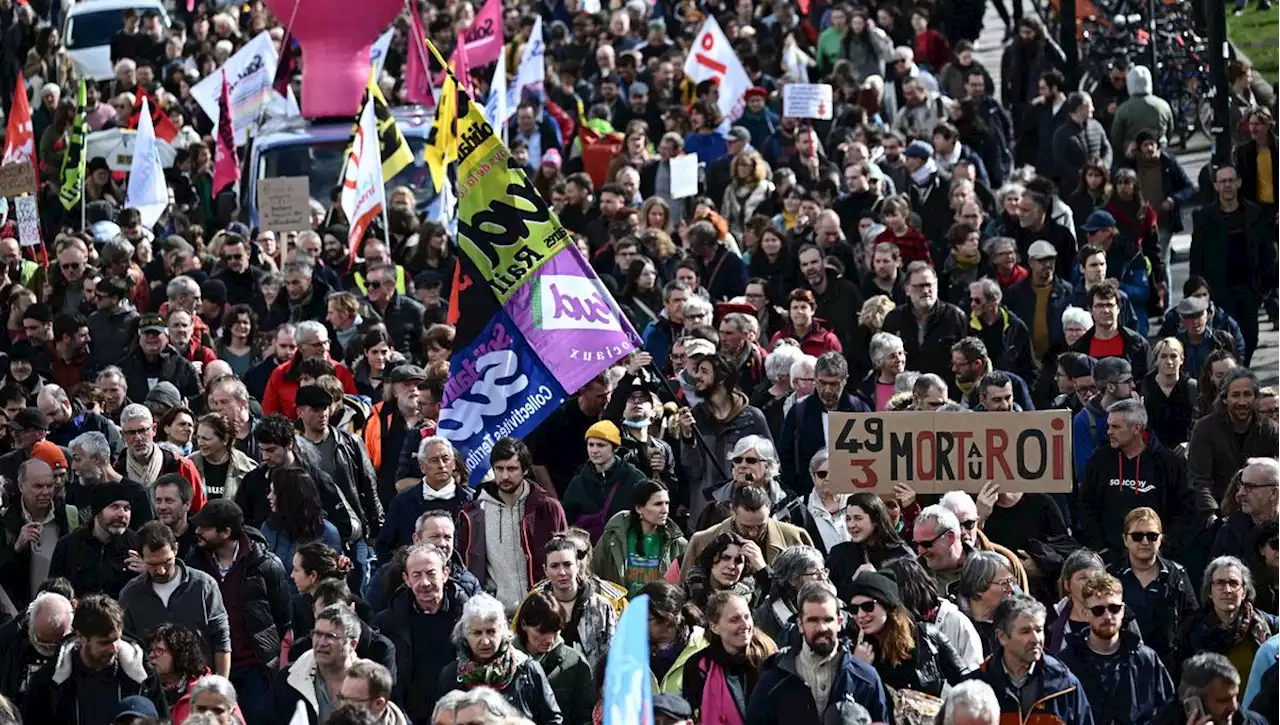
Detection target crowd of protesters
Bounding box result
[0,0,1270,724]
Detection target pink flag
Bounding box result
[403,9,436,107]
[460,0,503,67]
[450,33,472,94]
[213,70,238,195]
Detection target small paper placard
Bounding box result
[257,176,312,233]
[782,83,834,120]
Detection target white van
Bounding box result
[63,0,170,82]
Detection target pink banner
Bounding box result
[261,0,399,117]
[460,0,503,67]
[403,9,435,107]
[212,70,238,195]
[451,33,472,94]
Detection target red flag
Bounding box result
[273,35,299,98]
[128,86,178,143]
[403,9,435,107]
[2,72,34,167]
[213,70,238,196]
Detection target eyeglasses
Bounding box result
[60,262,83,270]
[368,280,389,290]
[1269,538,1279,550]
[814,470,829,480]
[1088,603,1124,617]
[1128,531,1160,543]
[851,601,878,613]
[732,455,762,465]
[122,427,151,438]
[311,630,345,643]
[334,694,371,705]
[1213,578,1243,591]
[993,577,1016,591]
[1240,481,1279,492]
[735,522,767,538]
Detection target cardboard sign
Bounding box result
[827,411,1073,495]
[783,83,834,120]
[669,154,699,199]
[257,177,311,233]
[0,161,35,198]
[14,196,39,247]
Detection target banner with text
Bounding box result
[827,411,1073,494]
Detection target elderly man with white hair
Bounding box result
[0,589,73,704]
[376,436,471,563]
[69,431,155,528]
[116,404,207,509]
[939,489,1030,593]
[262,319,358,419]
[940,680,1001,725]
[756,343,803,440]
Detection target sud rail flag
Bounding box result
[423,37,641,485]
[340,94,385,261]
[58,80,88,211]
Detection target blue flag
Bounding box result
[604,595,652,725]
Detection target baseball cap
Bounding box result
[683,338,717,358]
[138,313,166,334]
[109,696,158,723]
[727,126,751,143]
[1027,240,1058,260]
[9,408,48,432]
[1177,296,1209,317]
[1094,356,1133,386]
[904,140,933,159]
[653,694,693,720]
[191,499,245,532]
[1082,210,1117,232]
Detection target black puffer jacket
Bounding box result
[187,527,292,670]
[873,621,968,697]
[47,524,138,599]
[365,293,427,364]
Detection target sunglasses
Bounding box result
[1088,603,1124,617]
[1128,532,1160,543]
[368,280,388,289]
[851,601,878,613]
[732,456,762,465]
[223,253,244,261]
[814,470,829,480]
[960,519,978,530]
[916,534,946,551]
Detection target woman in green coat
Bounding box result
[592,480,688,594]
[514,590,596,725]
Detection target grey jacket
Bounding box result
[119,560,231,661]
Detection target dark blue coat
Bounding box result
[701,245,749,303]
[745,644,891,725]
[780,393,870,497]
[1116,150,1195,233]
[1058,630,1173,725]
[374,483,474,563]
[966,649,1096,725]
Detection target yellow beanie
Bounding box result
[584,420,621,447]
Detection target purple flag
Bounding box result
[504,244,643,395]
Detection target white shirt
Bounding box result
[152,575,182,607]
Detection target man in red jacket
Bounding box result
[262,321,357,419]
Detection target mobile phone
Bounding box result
[1183,697,1206,722]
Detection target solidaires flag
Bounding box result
[59,80,88,211]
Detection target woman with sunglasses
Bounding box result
[683,532,768,612]
[954,550,1019,657]
[881,557,984,671]
[681,590,776,723]
[848,572,967,697]
[1105,507,1197,668]
[826,492,915,603]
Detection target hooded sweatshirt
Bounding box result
[1080,436,1196,556]
[477,483,530,608]
[1111,66,1174,150]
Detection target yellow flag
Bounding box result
[423,72,458,193]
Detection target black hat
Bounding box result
[388,364,428,384]
[201,278,227,306]
[88,157,110,174]
[190,499,244,533]
[7,341,41,363]
[8,407,48,432]
[847,571,901,609]
[21,303,51,324]
[1059,354,1096,379]
[89,481,133,513]
[295,385,335,410]
[413,270,443,288]
[137,313,166,334]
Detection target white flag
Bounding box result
[190,32,279,145]
[125,98,168,229]
[370,28,394,79]
[340,97,385,256]
[508,17,544,111]
[683,16,751,124]
[485,54,509,134]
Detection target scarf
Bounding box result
[127,444,164,486]
[457,639,523,691]
[910,158,938,186]
[1205,602,1272,651]
[423,481,457,501]
[952,246,982,268]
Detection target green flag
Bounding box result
[58,79,87,212]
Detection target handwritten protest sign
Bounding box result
[782,83,833,120]
[827,411,1073,495]
[0,161,35,198]
[257,177,311,232]
[14,196,39,247]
